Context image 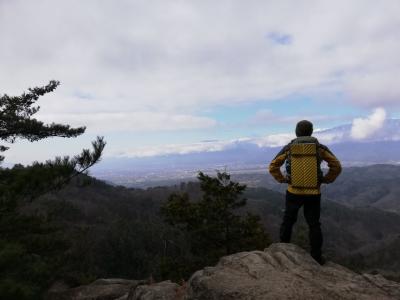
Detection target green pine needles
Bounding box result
[161,171,270,278]
[0,81,106,299]
[0,81,106,206]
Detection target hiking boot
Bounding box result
[312,255,326,266]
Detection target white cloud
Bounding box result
[37,112,216,133]
[345,71,400,106]
[117,134,294,158]
[2,0,400,163]
[350,108,387,139]
[249,110,347,125]
[117,139,236,158]
[253,134,294,148]
[108,117,400,158]
[314,131,346,144]
[1,0,400,118]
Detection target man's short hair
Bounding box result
[295,120,313,137]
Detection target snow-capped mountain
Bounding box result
[315,119,400,144]
[93,119,400,181]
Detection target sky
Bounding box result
[1,0,400,164]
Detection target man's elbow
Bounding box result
[336,162,342,175]
[268,163,275,175]
[327,165,342,183]
[269,164,283,182]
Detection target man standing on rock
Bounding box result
[269,120,342,265]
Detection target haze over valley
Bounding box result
[92,119,400,188]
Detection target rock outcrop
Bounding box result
[46,278,183,300]
[48,243,400,300]
[46,278,145,300]
[186,243,400,300]
[128,280,182,300]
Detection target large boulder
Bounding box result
[186,243,400,300]
[128,280,182,300]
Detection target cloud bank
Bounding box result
[2,1,400,165]
[351,108,387,139]
[37,112,216,132]
[1,0,400,134]
[116,115,397,158]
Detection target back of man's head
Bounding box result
[295,120,313,137]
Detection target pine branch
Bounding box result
[0,80,59,113]
[0,119,86,142]
[0,81,86,143]
[0,136,106,207]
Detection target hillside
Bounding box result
[244,187,400,277]
[93,164,400,218]
[229,164,400,215]
[24,169,400,285]
[322,164,400,214]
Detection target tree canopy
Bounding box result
[0,81,105,299]
[161,171,270,278]
[0,81,106,207]
[0,81,85,159]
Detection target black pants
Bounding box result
[280,191,323,258]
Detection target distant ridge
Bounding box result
[316,118,400,144]
[92,119,400,183]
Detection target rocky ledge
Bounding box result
[187,243,400,299]
[48,243,400,300]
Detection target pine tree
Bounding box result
[0,80,105,207]
[161,171,270,278]
[0,81,106,299]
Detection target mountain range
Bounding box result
[92,119,400,187]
